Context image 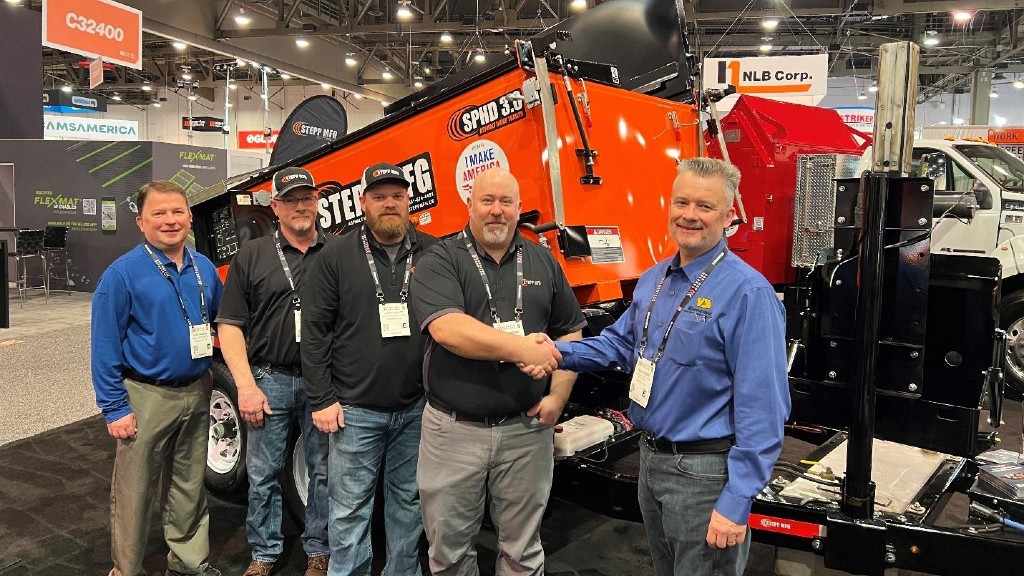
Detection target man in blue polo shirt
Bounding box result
[91,180,223,576]
[553,157,790,576]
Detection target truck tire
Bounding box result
[1001,290,1024,397]
[283,433,309,526]
[206,362,248,501]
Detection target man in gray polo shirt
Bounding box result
[411,167,585,576]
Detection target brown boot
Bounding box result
[305,555,329,576]
[241,559,274,576]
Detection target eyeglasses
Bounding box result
[276,195,317,207]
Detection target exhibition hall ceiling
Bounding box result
[20,0,1024,105]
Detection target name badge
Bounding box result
[190,323,213,359]
[379,303,411,338]
[294,309,302,343]
[629,357,655,408]
[493,319,525,337]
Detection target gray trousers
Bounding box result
[109,377,211,576]
[417,403,555,576]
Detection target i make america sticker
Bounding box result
[455,139,510,204]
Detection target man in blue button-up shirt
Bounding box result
[91,180,223,576]
[554,157,790,576]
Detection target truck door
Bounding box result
[916,147,999,255]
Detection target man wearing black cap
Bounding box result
[302,162,439,576]
[216,166,331,576]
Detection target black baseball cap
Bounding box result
[272,166,317,198]
[361,162,411,194]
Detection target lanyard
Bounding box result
[462,231,523,321]
[362,228,413,304]
[273,230,304,310]
[143,243,208,326]
[637,245,728,364]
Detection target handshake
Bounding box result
[516,332,562,379]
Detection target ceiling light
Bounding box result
[251,60,261,68]
[280,73,292,80]
[181,72,192,81]
[228,83,237,90]
[111,94,122,101]
[172,41,187,50]
[414,80,423,88]
[225,102,233,108]
[868,82,878,93]
[382,69,394,80]
[1014,79,1024,90]
[295,37,310,48]
[396,0,413,19]
[4,0,24,4]
[991,88,999,98]
[952,10,972,23]
[953,117,965,125]
[381,101,389,107]
[353,93,362,99]
[187,94,198,101]
[152,102,161,108]
[236,58,247,67]
[234,9,251,25]
[570,0,587,10]
[759,43,772,53]
[141,84,153,91]
[923,36,940,47]
[61,84,72,93]
[762,18,779,30]
[857,91,867,100]
[440,32,453,43]
[345,54,358,66]
[321,82,331,89]
[474,50,486,63]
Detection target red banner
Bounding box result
[238,130,280,150]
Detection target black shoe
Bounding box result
[166,563,222,576]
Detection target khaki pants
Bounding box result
[109,377,211,576]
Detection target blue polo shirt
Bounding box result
[555,239,790,523]
[91,243,223,423]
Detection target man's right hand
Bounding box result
[238,381,273,428]
[517,333,562,378]
[312,402,345,433]
[107,413,137,440]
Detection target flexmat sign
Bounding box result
[703,54,828,97]
[43,0,142,69]
[44,114,138,141]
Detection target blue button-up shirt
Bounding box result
[556,239,790,523]
[91,243,223,423]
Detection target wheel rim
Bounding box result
[1006,317,1024,391]
[208,389,242,475]
[291,435,309,507]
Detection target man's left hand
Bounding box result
[526,394,566,426]
[706,509,746,549]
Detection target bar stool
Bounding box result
[7,229,47,306]
[43,225,71,295]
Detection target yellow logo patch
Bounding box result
[696,297,712,309]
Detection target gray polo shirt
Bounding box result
[216,229,330,368]
[411,227,586,417]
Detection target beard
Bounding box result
[481,221,510,245]
[367,211,408,242]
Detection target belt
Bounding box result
[123,367,198,389]
[255,362,302,377]
[642,432,734,454]
[429,401,523,427]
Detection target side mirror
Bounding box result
[972,183,993,210]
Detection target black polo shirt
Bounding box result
[216,229,330,368]
[302,225,439,412]
[411,227,586,417]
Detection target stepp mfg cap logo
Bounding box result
[373,168,401,178]
[282,173,310,183]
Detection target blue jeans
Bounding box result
[328,397,425,576]
[637,440,748,576]
[246,368,330,562]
